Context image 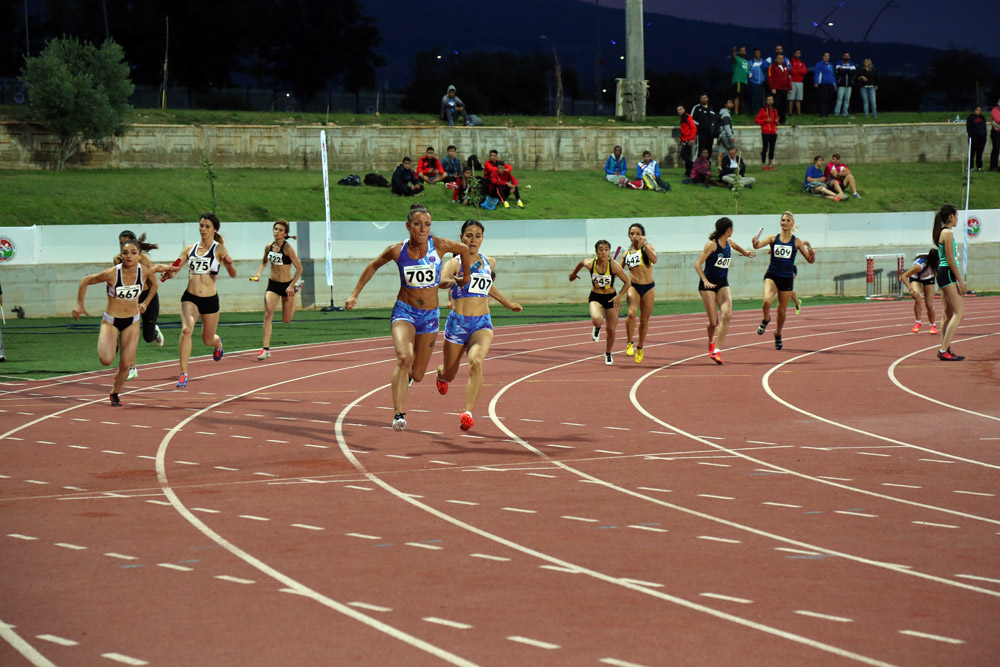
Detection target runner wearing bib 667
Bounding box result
[344,203,472,431]
[752,211,815,350]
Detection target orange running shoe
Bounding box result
[460,411,474,431]
[710,351,724,365]
[929,324,938,334]
[911,322,921,333]
[436,372,448,395]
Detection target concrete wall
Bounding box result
[0,121,969,172]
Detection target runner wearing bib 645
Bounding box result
[345,203,472,431]
[622,223,657,364]
[695,217,756,364]
[72,240,159,406]
[434,220,522,431]
[569,240,631,365]
[752,211,815,350]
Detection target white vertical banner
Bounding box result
[962,137,971,278]
[320,130,333,287]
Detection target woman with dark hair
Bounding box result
[753,211,815,350]
[344,203,472,431]
[72,240,159,406]
[621,223,657,364]
[114,230,171,380]
[434,220,521,431]
[902,248,939,334]
[251,219,303,360]
[569,240,631,365]
[165,212,237,388]
[695,217,755,364]
[932,205,967,360]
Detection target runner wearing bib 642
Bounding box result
[434,220,522,431]
[569,240,631,365]
[345,203,472,431]
[622,223,657,364]
[695,217,756,364]
[250,219,304,361]
[752,211,815,350]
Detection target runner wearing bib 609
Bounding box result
[752,211,815,350]
[434,220,522,432]
[345,203,472,431]
[569,240,631,366]
[695,217,756,364]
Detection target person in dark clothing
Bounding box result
[967,106,988,172]
[677,105,699,177]
[991,97,1000,172]
[813,52,836,118]
[691,94,718,159]
[391,157,424,196]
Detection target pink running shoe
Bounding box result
[911,322,921,333]
[460,411,474,431]
[929,324,938,334]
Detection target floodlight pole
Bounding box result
[623,0,647,122]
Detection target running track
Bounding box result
[1,298,999,666]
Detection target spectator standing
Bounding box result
[747,48,768,114]
[788,49,808,117]
[416,147,446,185]
[441,145,463,181]
[441,85,471,126]
[677,106,699,177]
[755,95,779,170]
[814,52,836,118]
[637,151,671,192]
[604,145,628,184]
[991,97,1000,172]
[730,46,750,115]
[0,279,5,361]
[856,58,879,118]
[967,105,987,172]
[833,52,857,117]
[489,162,524,208]
[391,157,424,196]
[824,153,861,198]
[768,54,791,125]
[691,94,718,158]
[716,98,736,164]
[719,146,755,189]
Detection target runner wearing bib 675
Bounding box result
[434,219,521,431]
[752,211,815,350]
[345,203,472,431]
[695,217,756,364]
[569,240,631,365]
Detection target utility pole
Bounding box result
[622,0,646,122]
[781,0,796,51]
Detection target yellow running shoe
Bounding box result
[625,341,635,356]
[635,348,644,363]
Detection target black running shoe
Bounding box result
[110,393,122,407]
[938,349,964,361]
[774,334,783,350]
[757,319,770,335]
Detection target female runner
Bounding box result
[115,230,170,380]
[901,248,939,335]
[569,240,631,365]
[344,203,472,431]
[694,217,755,364]
[621,223,657,364]
[165,212,237,387]
[752,211,815,350]
[72,240,158,406]
[250,219,303,360]
[434,219,522,431]
[932,204,967,360]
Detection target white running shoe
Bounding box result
[592,326,601,342]
[392,413,407,431]
[154,325,164,347]
[604,352,613,365]
[126,366,138,381]
[257,350,271,360]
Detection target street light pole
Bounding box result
[623,0,646,122]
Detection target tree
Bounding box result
[20,36,134,170]
[927,49,996,110]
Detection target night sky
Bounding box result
[594,0,1000,59]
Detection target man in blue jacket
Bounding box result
[813,52,836,118]
[604,145,628,183]
[747,48,768,114]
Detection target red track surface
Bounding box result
[2,299,999,666]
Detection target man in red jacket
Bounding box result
[755,95,779,170]
[677,105,699,177]
[768,54,791,125]
[788,49,808,117]
[489,162,524,208]
[416,146,446,184]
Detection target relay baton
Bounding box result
[249,276,260,282]
[1,305,5,325]
[161,258,183,282]
[613,245,622,261]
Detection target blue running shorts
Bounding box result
[444,311,493,346]
[391,300,440,335]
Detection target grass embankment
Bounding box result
[2,162,996,226]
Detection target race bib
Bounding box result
[593,274,612,289]
[115,284,142,301]
[404,266,437,288]
[773,245,793,259]
[189,257,212,274]
[624,252,642,268]
[267,251,283,265]
[714,255,731,269]
[467,274,493,295]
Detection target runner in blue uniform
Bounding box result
[622,223,657,364]
[901,248,939,335]
[569,240,631,365]
[72,240,159,406]
[694,217,755,364]
[752,211,815,350]
[932,204,967,360]
[434,220,522,431]
[250,219,304,360]
[345,203,472,431]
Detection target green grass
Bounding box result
[0,296,872,380]
[2,161,995,226]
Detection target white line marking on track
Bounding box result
[446,500,479,506]
[501,507,537,513]
[619,578,663,588]
[238,515,270,521]
[54,543,86,550]
[603,426,629,431]
[36,634,79,646]
[304,444,329,449]
[345,533,381,540]
[898,630,964,644]
[775,547,822,556]
[405,542,443,550]
[762,502,802,508]
[191,508,220,514]
[912,521,959,529]
[600,658,650,667]
[423,617,473,629]
[8,534,38,540]
[544,443,573,449]
[918,458,955,464]
[507,635,560,650]
[857,452,891,457]
[429,460,456,466]
[697,536,742,544]
[215,575,255,584]
[157,563,193,572]
[954,574,1000,585]
[213,466,238,471]
[291,524,324,531]
[540,564,579,573]
[25,480,49,485]
[746,440,776,445]
[102,652,149,665]
[470,553,511,561]
[173,460,198,466]
[794,610,853,623]
[68,445,89,449]
[698,494,735,500]
[594,449,623,454]
[527,473,557,478]
[104,552,137,560]
[628,525,668,533]
[560,422,584,427]
[562,516,599,522]
[146,500,171,506]
[637,487,671,493]
[816,476,852,481]
[385,454,411,459]
[882,483,921,489]
[231,435,252,439]
[347,601,392,612]
[253,472,278,477]
[344,485,373,491]
[700,593,753,604]
[954,490,995,497]
[834,511,879,518]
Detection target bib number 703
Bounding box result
[404,267,436,287]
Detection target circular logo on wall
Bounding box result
[0,236,16,263]
[966,217,981,238]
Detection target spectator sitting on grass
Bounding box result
[441,85,471,126]
[391,157,424,196]
[441,145,462,182]
[685,148,712,187]
[719,146,755,189]
[637,151,671,192]
[605,145,628,184]
[416,147,446,185]
[803,155,845,201]
[824,153,861,199]
[489,162,524,208]
[453,162,484,206]
[483,149,500,181]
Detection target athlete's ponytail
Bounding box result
[709,217,733,240]
[932,204,957,246]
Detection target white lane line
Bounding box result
[253,473,279,478]
[231,435,252,440]
[214,466,238,471]
[919,459,955,464]
[130,425,151,429]
[502,507,537,514]
[102,450,124,455]
[544,444,574,449]
[795,610,853,623]
[540,565,579,573]
[37,634,79,646]
[54,543,87,550]
[700,593,753,604]
[816,476,852,481]
[191,508,220,514]
[562,516,600,523]
[882,483,921,489]
[619,578,663,588]
[698,494,735,500]
[763,502,802,508]
[428,461,456,466]
[405,542,443,550]
[603,427,629,432]
[195,432,216,436]
[215,575,255,584]
[898,630,964,644]
[600,658,649,667]
[560,422,585,427]
[594,449,623,454]
[423,617,473,630]
[291,524,324,531]
[25,480,49,485]
[173,461,198,466]
[104,552,138,560]
[527,473,557,478]
[157,563,193,572]
[775,547,823,556]
[697,462,730,468]
[697,536,742,544]
[698,436,724,441]
[8,534,38,540]
[446,500,479,506]
[834,511,879,518]
[347,601,392,612]
[628,525,668,533]
[385,454,411,459]
[137,455,156,460]
[239,515,270,521]
[101,652,149,665]
[470,553,511,561]
[507,635,560,650]
[0,620,56,667]
[912,521,960,529]
[858,452,891,457]
[637,487,671,493]
[304,444,329,449]
[68,445,89,449]
[954,574,1000,585]
[344,485,374,491]
[746,440,776,445]
[266,439,289,444]
[520,418,543,422]
[953,490,995,497]
[345,533,382,540]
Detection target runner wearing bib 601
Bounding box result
[695,217,756,364]
[752,211,815,350]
